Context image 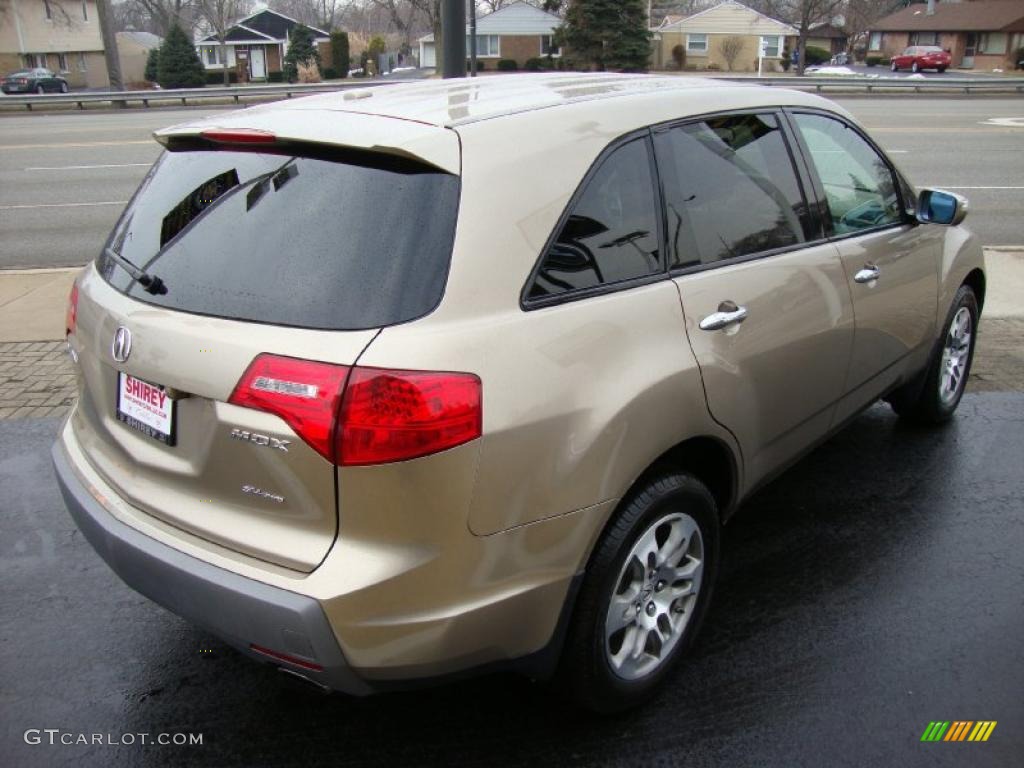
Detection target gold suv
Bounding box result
[53,74,984,711]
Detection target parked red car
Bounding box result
[890,46,951,73]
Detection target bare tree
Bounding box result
[843,0,905,59]
[119,0,198,35]
[270,0,355,30]
[96,0,125,89]
[719,34,744,71]
[370,0,439,62]
[756,0,843,74]
[194,0,252,84]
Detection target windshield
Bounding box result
[97,149,460,331]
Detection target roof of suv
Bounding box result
[155,73,838,174]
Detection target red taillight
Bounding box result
[229,354,350,462]
[338,367,482,466]
[65,281,79,336]
[249,643,323,671]
[228,355,482,466]
[200,128,277,144]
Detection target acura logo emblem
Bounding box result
[111,326,132,363]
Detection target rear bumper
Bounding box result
[51,439,374,695]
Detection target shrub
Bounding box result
[497,58,517,71]
[323,67,338,79]
[157,24,205,89]
[284,24,321,82]
[865,55,883,67]
[204,70,238,84]
[804,45,831,66]
[267,70,284,82]
[671,43,686,70]
[296,61,321,83]
[1014,47,1024,70]
[524,57,544,71]
[780,46,791,71]
[705,62,721,71]
[330,30,349,78]
[683,63,699,71]
[465,59,485,71]
[144,46,160,82]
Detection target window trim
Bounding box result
[520,129,669,311]
[651,107,825,278]
[686,33,708,54]
[540,34,561,58]
[782,107,916,243]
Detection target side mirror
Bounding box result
[917,188,968,226]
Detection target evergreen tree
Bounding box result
[284,25,321,82]
[560,0,652,72]
[330,30,350,79]
[144,46,161,83]
[156,25,205,89]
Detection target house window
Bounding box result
[687,33,708,54]
[869,32,882,51]
[541,35,560,56]
[978,32,1007,55]
[78,52,87,72]
[58,52,68,72]
[909,32,939,46]
[202,46,226,65]
[82,1,88,21]
[43,0,52,20]
[760,35,782,57]
[466,35,500,57]
[26,53,46,68]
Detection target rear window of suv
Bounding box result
[97,149,460,331]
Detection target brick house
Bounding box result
[196,9,330,82]
[418,1,562,70]
[868,1,1024,71]
[0,0,108,88]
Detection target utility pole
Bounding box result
[95,0,124,91]
[441,0,466,78]
[469,1,477,77]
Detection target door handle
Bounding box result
[854,265,881,284]
[699,302,748,331]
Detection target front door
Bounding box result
[654,112,855,489]
[250,47,266,80]
[788,111,939,422]
[963,33,977,68]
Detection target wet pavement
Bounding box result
[2,395,1022,767]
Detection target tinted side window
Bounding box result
[792,113,901,236]
[654,113,811,270]
[527,138,661,300]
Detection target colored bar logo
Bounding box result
[921,721,997,742]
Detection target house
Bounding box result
[0,0,108,87]
[418,1,562,69]
[653,1,798,72]
[868,1,1024,71]
[196,8,330,82]
[806,20,849,57]
[116,30,161,86]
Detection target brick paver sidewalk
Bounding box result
[1,319,1021,421]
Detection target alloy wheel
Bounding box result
[605,512,704,681]
[939,306,972,406]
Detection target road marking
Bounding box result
[980,117,1024,127]
[922,186,1024,190]
[25,163,152,171]
[0,201,128,210]
[886,149,909,153]
[0,140,153,150]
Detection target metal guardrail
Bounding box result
[1,74,1021,111]
[0,80,397,110]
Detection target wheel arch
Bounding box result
[962,267,986,313]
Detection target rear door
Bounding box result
[656,112,855,488]
[786,110,939,420]
[68,146,460,571]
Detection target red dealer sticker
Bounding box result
[116,372,176,445]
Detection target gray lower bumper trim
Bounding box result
[51,442,372,695]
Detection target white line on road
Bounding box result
[25,163,152,171]
[922,186,1024,190]
[886,149,909,153]
[0,201,128,210]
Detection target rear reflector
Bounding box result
[228,354,482,466]
[249,643,323,672]
[65,280,79,336]
[200,128,277,144]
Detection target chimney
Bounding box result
[927,0,935,15]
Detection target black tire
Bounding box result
[891,284,979,424]
[937,66,947,74]
[559,472,719,712]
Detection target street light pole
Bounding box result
[441,0,467,78]
[469,1,477,77]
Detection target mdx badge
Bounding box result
[111,326,132,363]
[230,429,290,452]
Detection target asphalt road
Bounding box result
[0,95,1022,269]
[2,396,1022,767]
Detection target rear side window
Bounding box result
[654,113,812,270]
[526,138,662,301]
[98,150,460,330]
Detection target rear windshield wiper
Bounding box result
[103,247,167,295]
